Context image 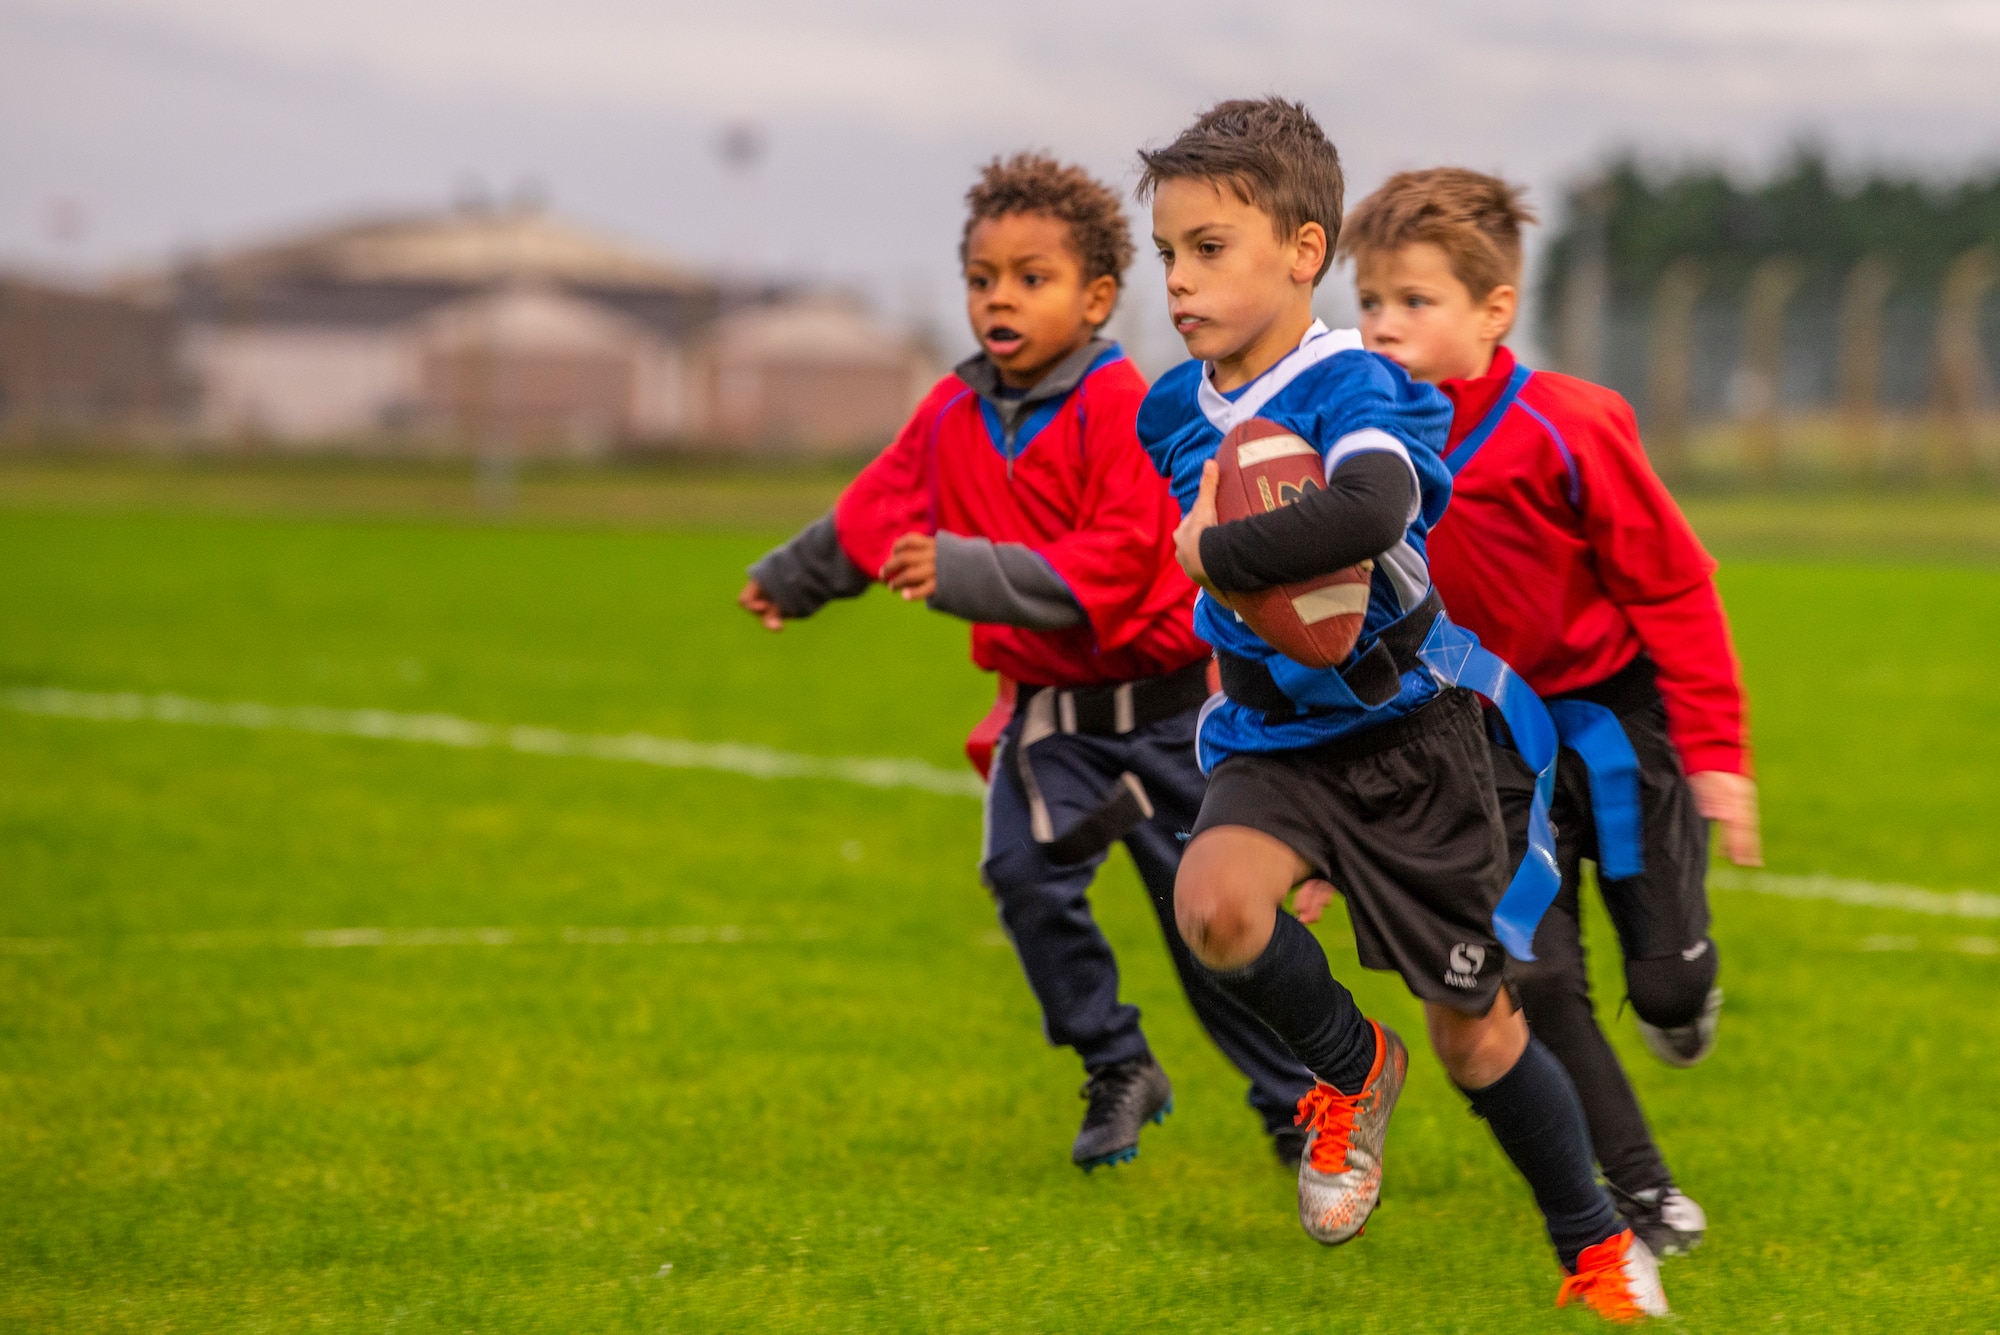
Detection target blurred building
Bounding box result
[0,275,184,438]
[713,296,939,450]
[89,203,936,455]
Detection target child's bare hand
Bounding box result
[1174,460,1223,598]
[881,533,937,601]
[1688,770,1762,866]
[1292,878,1338,926]
[737,578,786,632]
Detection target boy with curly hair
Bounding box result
[1341,166,1759,1259]
[740,153,1315,1171]
[1137,98,1668,1318]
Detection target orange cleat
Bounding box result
[1557,1228,1670,1321]
[1294,1019,1406,1245]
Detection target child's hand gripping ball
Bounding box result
[1213,418,1374,669]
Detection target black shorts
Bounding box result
[1490,657,1711,962]
[1192,688,1510,1014]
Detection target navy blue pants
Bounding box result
[981,707,1315,1132]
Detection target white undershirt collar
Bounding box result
[1196,320,1364,434]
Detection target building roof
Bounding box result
[138,205,710,299]
[716,296,917,369]
[417,283,659,355]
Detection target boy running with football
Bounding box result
[739,154,1315,1172]
[1136,98,1668,1319]
[1339,168,1760,1258]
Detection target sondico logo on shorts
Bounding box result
[1445,943,1487,990]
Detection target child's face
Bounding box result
[963,213,1118,389]
[1356,242,1516,384]
[1150,178,1324,384]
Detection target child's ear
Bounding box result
[1482,283,1519,341]
[1082,274,1120,328]
[1292,222,1329,286]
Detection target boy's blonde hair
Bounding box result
[1339,168,1537,299]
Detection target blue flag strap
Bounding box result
[1546,700,1646,882]
[1416,614,1560,961]
[1443,361,1533,476]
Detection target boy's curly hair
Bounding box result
[960,153,1135,289]
[1339,168,1538,299]
[1136,98,1345,284]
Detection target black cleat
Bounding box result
[1612,1182,1708,1258]
[1271,1126,1308,1169]
[1636,985,1723,1069]
[1072,1054,1173,1171]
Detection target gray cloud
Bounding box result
[5,0,1998,366]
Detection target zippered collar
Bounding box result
[1439,345,1519,451]
[953,336,1115,449]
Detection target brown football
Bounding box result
[1212,418,1374,669]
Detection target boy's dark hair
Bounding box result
[1339,168,1537,300]
[959,153,1135,289]
[1135,98,1345,284]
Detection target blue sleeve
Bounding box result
[1311,352,1452,457]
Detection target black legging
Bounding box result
[1510,884,1718,1194]
[1493,720,1718,1196]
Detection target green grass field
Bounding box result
[3,472,1999,1331]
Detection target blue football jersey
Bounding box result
[1137,323,1460,766]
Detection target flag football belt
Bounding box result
[1216,589,1564,963]
[1016,660,1213,738]
[1542,654,1662,883]
[1216,588,1446,716]
[1012,661,1212,866]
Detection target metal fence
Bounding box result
[1591,251,1999,477]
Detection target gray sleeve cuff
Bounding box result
[927,531,1085,630]
[747,513,872,619]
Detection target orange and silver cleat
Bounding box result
[1558,1228,1671,1322]
[1294,1019,1406,1245]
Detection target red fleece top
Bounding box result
[832,358,1208,689]
[1426,346,1751,776]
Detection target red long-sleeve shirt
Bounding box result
[1426,346,1751,776]
[832,355,1208,689]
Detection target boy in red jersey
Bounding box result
[739,154,1313,1171]
[1335,167,1761,1258]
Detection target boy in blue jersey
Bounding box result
[1134,99,1667,1320]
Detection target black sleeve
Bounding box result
[927,532,1084,629]
[746,513,873,618]
[1199,449,1413,594]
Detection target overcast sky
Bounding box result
[5,0,1999,364]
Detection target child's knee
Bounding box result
[1173,826,1304,966]
[1173,853,1257,961]
[1425,997,1528,1089]
[1173,887,1260,960]
[980,842,1069,911]
[1624,939,1718,1028]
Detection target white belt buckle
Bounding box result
[1113,683,1136,734]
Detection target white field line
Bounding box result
[3,686,985,799]
[0,925,826,955]
[1710,868,2000,919]
[1860,934,2000,955]
[11,686,2000,924]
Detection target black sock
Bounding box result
[1201,912,1377,1094]
[1460,1037,1622,1270]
